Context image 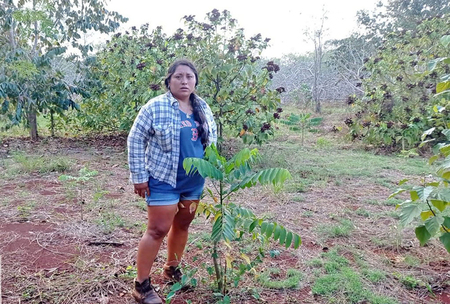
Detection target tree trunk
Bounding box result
[315,97,321,113]
[28,107,38,140]
[50,110,55,137]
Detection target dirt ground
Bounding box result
[1,134,449,304]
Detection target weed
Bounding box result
[312,262,397,303]
[362,269,386,283]
[59,166,98,220]
[316,137,332,149]
[119,265,137,279]
[380,211,400,219]
[370,237,388,247]
[382,198,403,206]
[308,258,323,268]
[292,195,305,202]
[286,182,307,193]
[301,210,313,217]
[403,255,421,267]
[400,275,421,289]
[323,252,349,274]
[366,199,380,205]
[257,268,303,289]
[11,153,71,174]
[317,219,354,240]
[355,208,370,217]
[133,200,147,211]
[96,211,126,234]
[375,177,395,188]
[92,190,109,202]
[17,201,36,218]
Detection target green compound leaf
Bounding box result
[439,232,450,253]
[443,216,450,229]
[415,226,432,246]
[431,200,447,212]
[424,215,443,236]
[285,231,293,248]
[399,203,422,226]
[293,234,302,249]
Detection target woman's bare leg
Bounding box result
[136,204,179,282]
[166,200,199,266]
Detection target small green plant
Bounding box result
[59,166,98,220]
[96,211,125,234]
[166,267,198,303]
[393,272,422,289]
[316,137,332,149]
[183,144,300,296]
[119,265,137,280]
[17,201,36,219]
[281,113,323,146]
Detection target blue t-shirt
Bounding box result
[149,110,204,191]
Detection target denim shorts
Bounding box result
[145,184,204,206]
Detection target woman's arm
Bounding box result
[127,106,153,184]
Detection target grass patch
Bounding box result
[316,219,354,240]
[96,211,126,234]
[17,201,36,218]
[258,142,430,194]
[362,269,386,283]
[301,210,313,217]
[403,255,421,267]
[311,249,398,304]
[5,152,72,175]
[316,137,332,149]
[382,198,403,206]
[355,208,371,217]
[257,268,303,289]
[393,273,423,290]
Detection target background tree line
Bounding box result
[1,0,449,151]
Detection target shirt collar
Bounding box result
[166,91,179,107]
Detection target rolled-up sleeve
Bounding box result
[127,106,152,184]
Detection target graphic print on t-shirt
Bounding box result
[180,119,200,141]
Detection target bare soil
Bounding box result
[1,133,449,304]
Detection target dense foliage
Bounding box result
[346,16,450,150]
[392,36,450,252]
[0,0,126,139]
[81,9,284,145]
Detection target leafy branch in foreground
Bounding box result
[182,144,300,297]
[391,37,450,253]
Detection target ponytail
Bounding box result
[190,94,209,148]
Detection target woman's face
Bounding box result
[168,64,196,102]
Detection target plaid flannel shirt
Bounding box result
[127,91,217,187]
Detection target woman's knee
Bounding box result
[145,225,171,240]
[173,213,196,231]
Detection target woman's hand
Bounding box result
[134,182,150,198]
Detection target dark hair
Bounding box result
[165,59,209,148]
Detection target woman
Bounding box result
[127,59,217,304]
